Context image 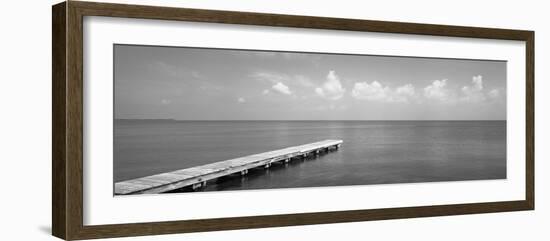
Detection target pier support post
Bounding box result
[192,183,202,190]
[114,139,343,195]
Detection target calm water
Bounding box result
[114,120,506,192]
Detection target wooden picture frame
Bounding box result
[52,1,534,240]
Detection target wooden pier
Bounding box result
[115,139,343,195]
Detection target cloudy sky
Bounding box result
[114,44,506,120]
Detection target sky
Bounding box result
[114,44,506,120]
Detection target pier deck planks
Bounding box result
[115,139,343,195]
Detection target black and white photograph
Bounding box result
[1,0,544,240]
[113,44,507,195]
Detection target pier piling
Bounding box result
[115,139,343,195]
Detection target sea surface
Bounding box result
[114,120,506,192]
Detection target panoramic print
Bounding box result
[113,44,506,195]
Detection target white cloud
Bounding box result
[421,75,503,103]
[351,81,391,101]
[252,72,312,86]
[460,75,486,102]
[190,71,204,79]
[396,84,415,96]
[394,84,416,102]
[315,70,346,100]
[351,82,416,102]
[252,71,314,96]
[251,72,287,84]
[489,89,500,98]
[424,79,450,101]
[153,61,206,81]
[272,82,292,95]
[237,97,246,103]
[262,89,270,95]
[160,99,171,105]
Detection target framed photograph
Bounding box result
[52,1,534,240]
